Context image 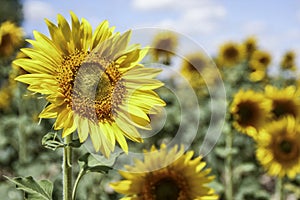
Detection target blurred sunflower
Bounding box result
[280,50,297,71]
[0,84,12,110]
[14,12,165,157]
[249,50,271,70]
[265,85,300,120]
[249,68,266,82]
[150,31,178,65]
[243,36,257,59]
[217,42,245,67]
[231,90,272,138]
[248,50,271,82]
[110,143,218,200]
[0,21,24,57]
[180,52,215,89]
[256,116,300,178]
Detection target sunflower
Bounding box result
[265,85,300,120]
[231,90,272,138]
[110,143,218,200]
[14,12,165,157]
[180,52,215,89]
[256,116,300,178]
[280,50,297,71]
[249,68,265,82]
[217,42,245,67]
[0,21,24,57]
[0,84,12,110]
[249,50,271,70]
[150,31,178,65]
[243,36,257,59]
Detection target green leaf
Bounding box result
[88,151,122,166]
[78,153,112,174]
[5,176,53,200]
[87,165,112,173]
[41,132,64,150]
[234,163,256,175]
[78,151,122,174]
[214,147,238,158]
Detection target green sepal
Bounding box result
[41,132,64,150]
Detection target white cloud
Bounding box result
[242,20,267,35]
[24,0,56,22]
[132,0,174,11]
[132,0,226,35]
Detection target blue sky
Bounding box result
[21,0,300,69]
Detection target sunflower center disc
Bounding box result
[224,47,238,59]
[189,58,207,72]
[275,138,299,161]
[154,178,180,200]
[0,34,11,50]
[273,100,296,119]
[259,57,269,65]
[279,140,293,154]
[237,102,257,126]
[58,51,125,123]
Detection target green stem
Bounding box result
[18,120,27,163]
[72,169,85,200]
[225,130,233,200]
[276,177,284,200]
[17,83,27,164]
[63,134,73,200]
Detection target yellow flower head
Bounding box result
[180,52,215,89]
[249,50,271,70]
[217,42,245,67]
[249,68,266,82]
[0,21,24,57]
[231,90,272,138]
[265,85,300,120]
[14,12,165,157]
[110,144,218,200]
[280,50,297,71]
[150,31,178,64]
[243,36,257,58]
[256,116,300,178]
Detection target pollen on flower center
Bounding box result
[57,50,126,123]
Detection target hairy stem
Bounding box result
[276,177,284,200]
[17,83,27,164]
[63,134,73,200]
[72,168,85,200]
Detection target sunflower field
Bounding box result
[1,1,300,200]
